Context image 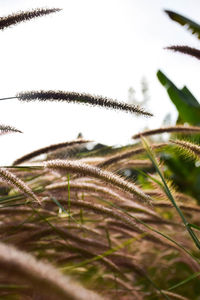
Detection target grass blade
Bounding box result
[141,137,200,250]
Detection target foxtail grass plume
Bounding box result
[0,124,22,135]
[170,139,200,159]
[0,168,40,204]
[154,201,200,214]
[104,274,141,299]
[166,46,200,60]
[0,8,61,30]
[46,181,160,219]
[16,90,153,117]
[132,125,200,139]
[0,242,104,300]
[66,199,184,251]
[13,139,90,165]
[44,159,153,204]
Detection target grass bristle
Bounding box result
[0,124,22,135]
[170,139,200,159]
[44,159,153,204]
[98,143,167,168]
[13,139,90,165]
[166,45,200,60]
[0,168,40,204]
[0,242,103,300]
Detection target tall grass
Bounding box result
[0,5,200,300]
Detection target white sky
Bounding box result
[0,0,200,164]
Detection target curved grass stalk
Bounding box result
[154,201,200,213]
[111,159,153,170]
[0,242,104,300]
[0,168,40,204]
[105,220,199,272]
[105,221,172,248]
[60,240,126,277]
[46,181,160,219]
[29,204,124,276]
[103,274,143,300]
[16,226,110,251]
[170,139,200,159]
[142,137,200,251]
[66,236,144,272]
[47,178,200,267]
[0,8,61,30]
[58,198,186,252]
[16,90,153,116]
[144,189,165,198]
[13,139,90,165]
[96,161,200,267]
[98,143,167,168]
[44,159,152,204]
[79,157,104,164]
[0,207,34,216]
[0,222,102,242]
[162,290,189,300]
[66,235,143,271]
[67,234,170,300]
[133,125,200,139]
[54,199,146,232]
[118,204,181,226]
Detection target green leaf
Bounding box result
[188,223,200,231]
[165,10,200,39]
[157,70,200,125]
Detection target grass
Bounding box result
[0,132,200,299]
[0,5,200,300]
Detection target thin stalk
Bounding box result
[105,227,112,248]
[0,96,17,101]
[167,271,200,291]
[67,174,71,224]
[80,209,84,225]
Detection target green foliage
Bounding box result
[156,9,200,204]
[165,10,200,39]
[160,150,200,200]
[157,70,200,125]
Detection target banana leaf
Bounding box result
[157,70,200,125]
[165,10,200,39]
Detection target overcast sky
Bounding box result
[0,0,200,164]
